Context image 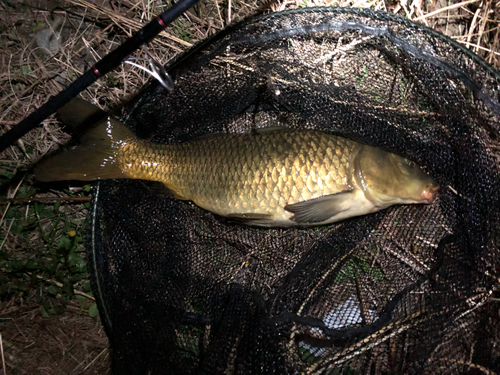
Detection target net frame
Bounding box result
[87,7,500,374]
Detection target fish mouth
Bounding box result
[420,185,440,203]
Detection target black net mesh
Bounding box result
[87,7,500,374]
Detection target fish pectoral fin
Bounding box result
[226,212,274,226]
[284,191,354,224]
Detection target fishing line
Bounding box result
[0,0,201,154]
[124,45,175,91]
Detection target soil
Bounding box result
[1,299,110,374]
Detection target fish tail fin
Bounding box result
[35,99,136,182]
[57,97,108,132]
[35,145,124,182]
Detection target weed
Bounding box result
[0,175,92,316]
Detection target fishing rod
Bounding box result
[0,0,201,154]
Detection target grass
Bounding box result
[0,0,498,373]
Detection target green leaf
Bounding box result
[88,302,99,317]
[68,252,86,272]
[10,258,24,270]
[62,280,74,296]
[47,284,60,296]
[25,259,38,270]
[58,236,72,251]
[17,185,36,198]
[41,306,50,318]
[52,304,66,315]
[83,281,92,292]
[34,201,43,215]
[21,66,32,76]
[46,258,60,272]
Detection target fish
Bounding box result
[35,98,439,227]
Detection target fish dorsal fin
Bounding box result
[189,132,227,141]
[252,126,287,134]
[284,191,354,224]
[189,127,288,142]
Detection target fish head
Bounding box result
[356,146,439,209]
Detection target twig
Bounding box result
[472,0,490,54]
[71,0,192,48]
[466,1,482,50]
[0,333,6,375]
[0,219,15,252]
[213,0,224,29]
[0,196,91,205]
[413,0,480,21]
[0,175,24,228]
[455,41,500,56]
[82,347,108,372]
[32,273,95,300]
[413,0,429,27]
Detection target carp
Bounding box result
[35,98,439,227]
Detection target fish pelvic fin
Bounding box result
[35,113,136,182]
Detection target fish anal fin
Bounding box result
[226,212,274,226]
[170,190,189,200]
[284,191,354,224]
[226,212,274,220]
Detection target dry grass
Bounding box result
[1,299,109,374]
[0,0,498,373]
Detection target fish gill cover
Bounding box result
[88,7,500,374]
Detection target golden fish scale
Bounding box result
[120,129,360,221]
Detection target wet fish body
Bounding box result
[35,99,438,227]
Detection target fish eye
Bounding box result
[404,158,416,169]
